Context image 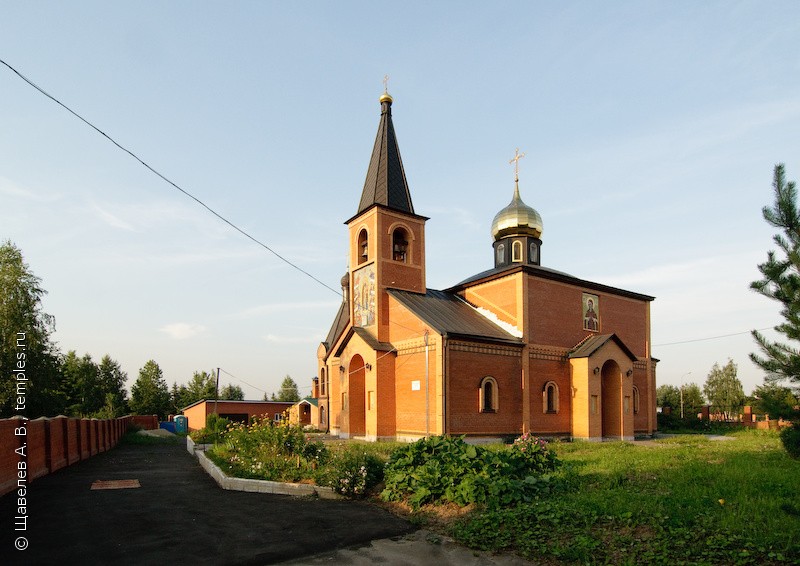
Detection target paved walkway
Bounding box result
[0,439,413,565]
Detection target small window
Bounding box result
[320,368,326,396]
[274,412,284,423]
[496,243,505,264]
[342,392,348,411]
[591,395,598,415]
[512,240,522,262]
[368,390,376,410]
[530,242,539,264]
[392,228,409,262]
[624,396,631,415]
[320,405,326,426]
[358,229,368,264]
[633,386,640,415]
[543,381,559,414]
[479,376,498,413]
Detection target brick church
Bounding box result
[313,89,657,441]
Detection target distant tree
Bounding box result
[682,383,706,417]
[703,360,745,420]
[96,355,128,417]
[170,382,182,414]
[130,360,171,419]
[178,370,217,409]
[276,375,300,402]
[219,383,245,400]
[751,382,799,420]
[656,385,681,409]
[0,240,64,417]
[751,164,800,386]
[61,351,103,416]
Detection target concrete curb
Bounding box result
[187,436,342,499]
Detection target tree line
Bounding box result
[0,240,300,419]
[657,358,799,421]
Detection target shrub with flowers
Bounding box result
[511,433,560,474]
[206,417,330,483]
[316,449,385,498]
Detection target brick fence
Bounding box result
[0,414,158,497]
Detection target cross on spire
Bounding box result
[383,74,389,94]
[509,148,526,183]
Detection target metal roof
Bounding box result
[355,96,415,217]
[322,300,349,354]
[568,334,638,361]
[388,288,523,344]
[448,263,655,302]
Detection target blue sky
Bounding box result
[2,1,799,399]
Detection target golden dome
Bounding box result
[379,92,393,104]
[491,184,543,240]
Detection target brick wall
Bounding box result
[0,415,135,497]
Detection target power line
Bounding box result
[0,57,340,297]
[218,368,268,395]
[654,327,774,347]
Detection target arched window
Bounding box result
[496,243,505,264]
[320,405,326,426]
[357,229,368,264]
[543,381,559,413]
[530,242,539,264]
[633,386,640,415]
[479,376,498,413]
[512,240,523,262]
[392,227,409,262]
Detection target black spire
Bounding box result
[356,94,415,216]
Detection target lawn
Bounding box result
[192,418,799,564]
[448,430,800,564]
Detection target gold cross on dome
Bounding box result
[383,74,389,94]
[509,148,526,183]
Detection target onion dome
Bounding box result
[490,184,543,240]
[340,272,350,288]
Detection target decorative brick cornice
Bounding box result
[450,341,522,357]
[529,345,569,361]
[394,336,437,356]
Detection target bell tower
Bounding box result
[344,87,428,342]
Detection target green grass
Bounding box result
[449,430,800,564]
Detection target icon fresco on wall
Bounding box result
[582,293,600,332]
[353,264,376,327]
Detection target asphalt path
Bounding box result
[0,439,413,565]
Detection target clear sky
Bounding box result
[2,1,799,399]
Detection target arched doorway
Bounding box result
[601,360,623,438]
[349,354,366,436]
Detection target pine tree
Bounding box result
[751,164,800,384]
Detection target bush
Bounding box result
[189,414,231,444]
[316,449,384,498]
[780,423,800,458]
[381,435,559,510]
